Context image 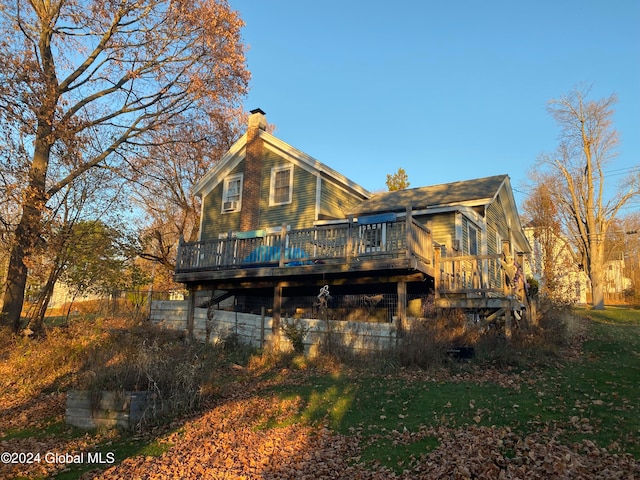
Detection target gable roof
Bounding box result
[192,129,372,199]
[349,174,509,216]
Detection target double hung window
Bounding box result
[222,174,243,212]
[269,165,293,205]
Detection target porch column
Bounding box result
[397,281,407,334]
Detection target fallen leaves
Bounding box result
[1,374,639,479]
[1,313,639,479]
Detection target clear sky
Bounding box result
[229,0,639,209]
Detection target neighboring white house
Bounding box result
[523,225,590,304]
[47,282,103,310]
[604,253,632,297]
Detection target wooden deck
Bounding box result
[174,217,529,330]
[175,217,516,295]
[174,216,435,286]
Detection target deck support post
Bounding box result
[504,308,512,341]
[397,281,407,335]
[405,206,413,258]
[273,284,283,348]
[186,287,196,341]
[433,245,441,299]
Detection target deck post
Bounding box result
[279,223,287,267]
[347,215,353,263]
[260,306,266,347]
[504,308,512,341]
[273,284,282,337]
[176,236,184,270]
[501,240,512,295]
[186,287,196,341]
[224,231,233,266]
[397,281,407,335]
[433,245,441,299]
[405,206,413,258]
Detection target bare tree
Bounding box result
[23,165,128,334]
[539,86,640,310]
[132,110,245,273]
[0,0,249,330]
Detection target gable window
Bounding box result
[222,174,243,213]
[269,165,293,205]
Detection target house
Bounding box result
[604,253,632,302]
[523,225,589,304]
[174,109,532,341]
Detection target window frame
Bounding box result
[468,224,479,256]
[221,173,243,213]
[269,165,293,206]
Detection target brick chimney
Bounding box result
[240,108,267,232]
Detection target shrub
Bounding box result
[280,317,309,354]
[77,320,225,425]
[396,309,479,369]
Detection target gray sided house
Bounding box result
[174,109,532,340]
[193,109,369,238]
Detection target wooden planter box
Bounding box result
[66,390,160,429]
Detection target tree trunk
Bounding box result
[1,229,29,331]
[26,263,61,335]
[0,130,52,331]
[590,240,606,310]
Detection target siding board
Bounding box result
[320,179,364,220]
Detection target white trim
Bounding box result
[315,174,322,221]
[269,164,293,206]
[454,212,463,252]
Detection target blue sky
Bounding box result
[229,0,639,209]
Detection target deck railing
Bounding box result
[175,217,433,272]
[438,254,505,293]
[175,219,510,297]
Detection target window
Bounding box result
[221,174,242,213]
[468,224,478,256]
[269,165,293,205]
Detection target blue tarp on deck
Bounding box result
[242,245,311,266]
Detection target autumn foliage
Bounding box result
[0,0,249,330]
